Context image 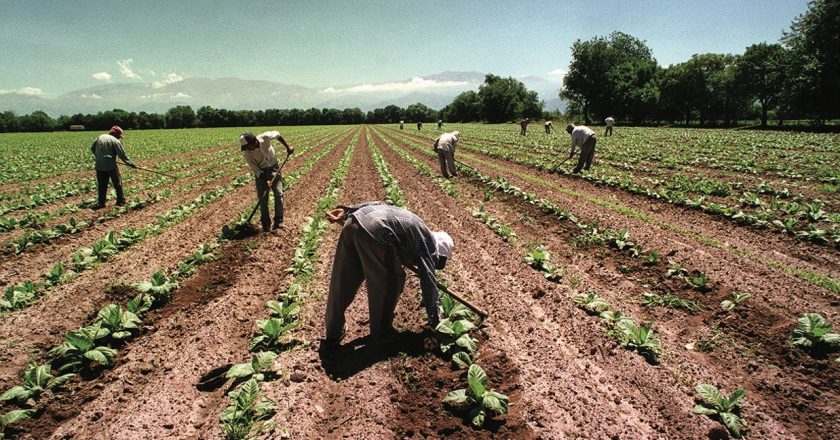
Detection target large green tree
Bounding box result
[562,32,660,123]
[781,0,840,121]
[735,43,789,127]
[165,105,197,128]
[441,91,480,122]
[477,74,542,123]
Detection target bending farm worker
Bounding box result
[433,130,460,178]
[91,125,136,209]
[416,121,422,130]
[437,119,444,130]
[566,124,598,174]
[323,202,454,345]
[520,117,530,136]
[399,120,404,130]
[544,120,553,134]
[604,116,615,136]
[240,130,294,232]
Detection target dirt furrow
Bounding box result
[38,130,354,440]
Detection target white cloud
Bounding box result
[0,87,45,96]
[321,76,470,94]
[547,68,567,77]
[150,72,185,89]
[92,72,112,81]
[172,92,190,99]
[138,91,191,99]
[81,93,103,99]
[149,70,156,76]
[117,58,142,79]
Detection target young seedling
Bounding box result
[96,304,142,340]
[436,318,478,355]
[225,352,279,382]
[686,271,711,292]
[641,292,701,313]
[618,320,662,363]
[693,384,748,438]
[790,313,840,353]
[720,292,751,312]
[443,364,510,427]
[523,245,564,282]
[134,269,179,305]
[0,409,36,439]
[643,250,658,266]
[43,262,77,286]
[665,261,689,279]
[0,281,41,312]
[0,362,75,403]
[573,292,611,315]
[48,323,118,371]
[249,317,299,352]
[219,378,277,440]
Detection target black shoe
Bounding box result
[92,205,105,210]
[271,222,283,231]
[324,328,347,346]
[115,202,125,207]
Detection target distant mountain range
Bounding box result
[0,71,565,116]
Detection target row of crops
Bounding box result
[0,124,836,438]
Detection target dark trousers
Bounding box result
[520,126,527,135]
[545,126,551,134]
[96,168,124,207]
[255,165,283,230]
[573,135,597,173]
[605,126,613,136]
[325,219,405,340]
[437,149,457,178]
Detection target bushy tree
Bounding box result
[477,74,542,123]
[442,91,480,122]
[405,102,436,123]
[735,43,789,127]
[165,105,197,128]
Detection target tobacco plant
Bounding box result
[574,292,611,315]
[48,324,118,371]
[436,318,478,355]
[249,317,299,352]
[618,320,662,363]
[720,292,751,312]
[225,352,279,382]
[96,304,142,340]
[0,409,35,440]
[134,269,179,305]
[0,362,75,403]
[523,245,564,282]
[219,378,277,440]
[790,313,840,352]
[693,384,748,438]
[443,364,509,427]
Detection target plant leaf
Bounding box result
[695,384,724,408]
[467,364,488,397]
[226,363,255,379]
[443,389,469,406]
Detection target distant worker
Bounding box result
[604,116,615,136]
[91,125,136,209]
[437,119,444,130]
[433,131,460,179]
[566,124,597,174]
[417,121,423,130]
[324,202,454,344]
[240,130,294,232]
[519,117,530,136]
[544,120,553,134]
[399,120,404,130]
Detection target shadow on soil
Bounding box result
[317,329,432,380]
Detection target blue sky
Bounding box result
[0,0,809,97]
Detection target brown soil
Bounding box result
[1,125,836,440]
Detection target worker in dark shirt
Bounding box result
[323,202,454,344]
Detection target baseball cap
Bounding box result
[109,125,124,139]
[433,231,454,258]
[239,132,256,147]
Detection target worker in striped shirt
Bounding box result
[323,202,454,345]
[566,124,597,174]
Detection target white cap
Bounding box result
[239,135,249,146]
[452,131,460,140]
[433,231,454,258]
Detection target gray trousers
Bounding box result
[325,219,406,340]
[255,165,283,230]
[437,149,457,178]
[573,135,597,173]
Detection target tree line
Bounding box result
[0,73,546,133]
[562,0,839,127]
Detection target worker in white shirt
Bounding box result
[399,120,404,130]
[240,131,294,232]
[604,116,615,136]
[544,120,553,134]
[433,131,460,178]
[566,124,597,174]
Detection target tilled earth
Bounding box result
[0,125,837,439]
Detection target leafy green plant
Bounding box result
[96,304,142,340]
[686,271,711,292]
[643,250,658,266]
[249,317,299,352]
[443,364,509,427]
[693,384,748,438]
[436,318,478,355]
[573,292,611,315]
[225,352,278,382]
[43,262,76,286]
[219,378,277,440]
[0,362,75,403]
[439,293,473,321]
[665,261,689,279]
[790,313,840,352]
[606,228,639,256]
[134,269,179,304]
[48,324,118,371]
[618,320,662,363]
[0,409,36,439]
[265,299,299,321]
[772,217,797,234]
[185,242,218,265]
[720,292,751,312]
[0,281,41,311]
[523,245,564,281]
